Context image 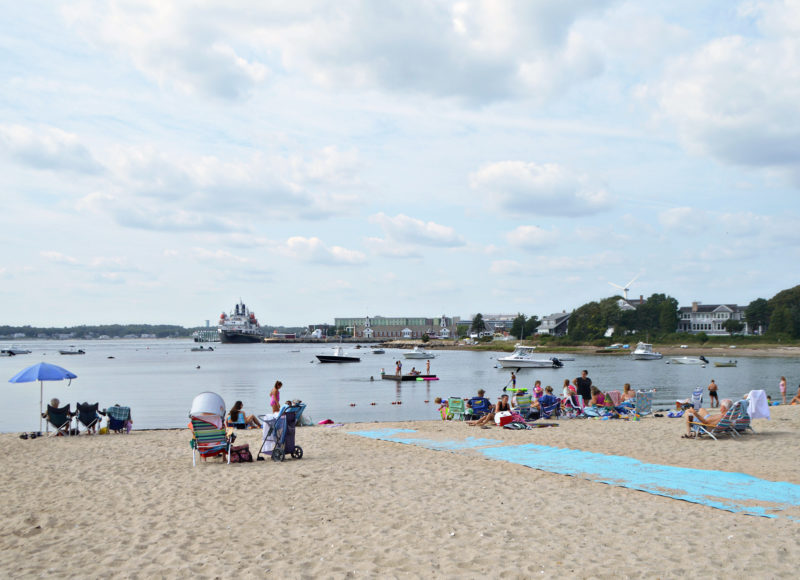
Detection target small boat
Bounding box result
[497,345,564,368]
[713,360,738,367]
[59,348,85,355]
[670,356,709,365]
[631,342,662,360]
[316,346,361,363]
[6,348,32,355]
[372,348,385,354]
[0,350,15,357]
[403,346,436,359]
[191,346,214,352]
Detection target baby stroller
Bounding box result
[257,403,304,462]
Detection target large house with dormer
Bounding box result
[677,302,748,335]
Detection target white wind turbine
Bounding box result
[609,273,642,301]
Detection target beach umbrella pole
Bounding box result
[39,381,43,432]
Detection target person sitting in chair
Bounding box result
[228,401,262,429]
[468,394,510,427]
[683,399,731,438]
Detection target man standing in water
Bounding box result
[575,369,592,403]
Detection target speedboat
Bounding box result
[191,346,214,352]
[316,346,361,363]
[372,348,385,354]
[497,345,564,368]
[403,346,436,359]
[713,360,737,367]
[670,356,709,365]
[631,342,662,360]
[59,348,85,355]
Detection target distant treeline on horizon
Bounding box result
[0,324,307,340]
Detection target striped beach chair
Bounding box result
[689,402,739,440]
[191,418,231,465]
[634,390,654,416]
[447,397,466,421]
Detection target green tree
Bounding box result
[745,298,770,334]
[658,298,679,333]
[523,315,540,338]
[722,319,744,334]
[470,313,486,334]
[768,305,792,336]
[510,314,526,340]
[421,333,430,343]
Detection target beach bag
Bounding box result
[229,444,253,463]
[495,411,513,426]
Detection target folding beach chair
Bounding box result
[447,397,466,421]
[538,395,560,420]
[689,387,704,410]
[689,402,740,440]
[44,404,73,436]
[190,418,231,465]
[513,394,533,419]
[731,399,755,436]
[106,405,131,433]
[75,402,103,434]
[227,412,248,430]
[467,397,491,420]
[634,390,654,416]
[562,395,585,418]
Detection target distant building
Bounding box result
[335,315,460,339]
[677,302,748,335]
[537,312,571,336]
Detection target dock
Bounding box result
[381,374,438,381]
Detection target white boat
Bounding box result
[316,346,361,363]
[217,300,264,344]
[670,356,709,365]
[403,346,436,359]
[59,348,86,355]
[631,342,662,360]
[191,346,214,352]
[497,345,564,368]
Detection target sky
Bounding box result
[1,0,799,328]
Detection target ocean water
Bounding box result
[1,339,797,433]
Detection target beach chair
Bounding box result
[75,402,102,434]
[106,405,131,433]
[634,390,654,416]
[447,397,466,421]
[467,397,491,420]
[562,395,585,418]
[227,412,248,429]
[690,387,704,409]
[606,390,622,406]
[513,394,533,419]
[44,404,73,436]
[190,418,231,465]
[538,395,560,420]
[732,399,755,436]
[689,402,740,440]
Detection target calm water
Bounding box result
[2,340,798,433]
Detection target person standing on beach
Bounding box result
[708,379,719,407]
[270,381,282,413]
[575,370,592,403]
[780,376,787,404]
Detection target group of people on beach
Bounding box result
[225,380,285,429]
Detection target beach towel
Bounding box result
[746,390,770,420]
[607,390,622,406]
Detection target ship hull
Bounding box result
[219,331,263,344]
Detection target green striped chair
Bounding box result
[191,417,230,465]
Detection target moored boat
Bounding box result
[670,356,709,365]
[316,346,361,363]
[497,344,564,368]
[631,342,662,360]
[59,348,85,355]
[403,346,436,359]
[713,360,737,367]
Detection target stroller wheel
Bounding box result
[291,446,303,459]
[272,448,285,462]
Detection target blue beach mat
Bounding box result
[350,429,800,520]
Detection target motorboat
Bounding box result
[497,345,564,368]
[372,348,385,354]
[191,346,214,352]
[403,346,436,359]
[631,342,662,360]
[5,347,31,355]
[316,346,361,363]
[59,348,85,355]
[713,360,737,367]
[670,356,709,365]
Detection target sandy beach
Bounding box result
[2,406,799,579]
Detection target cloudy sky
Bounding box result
[2,1,799,328]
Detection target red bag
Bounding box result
[229,444,252,463]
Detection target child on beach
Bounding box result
[780,376,787,404]
[790,384,800,406]
[270,381,283,413]
[434,397,448,420]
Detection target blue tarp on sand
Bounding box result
[350,428,800,520]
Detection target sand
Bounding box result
[2,407,800,579]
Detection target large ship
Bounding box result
[217,300,264,344]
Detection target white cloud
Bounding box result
[40,251,79,265]
[507,225,559,249]
[0,124,103,174]
[364,237,423,259]
[369,213,466,247]
[275,236,366,265]
[658,207,707,233]
[489,259,523,275]
[471,161,612,216]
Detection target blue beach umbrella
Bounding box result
[9,362,77,431]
